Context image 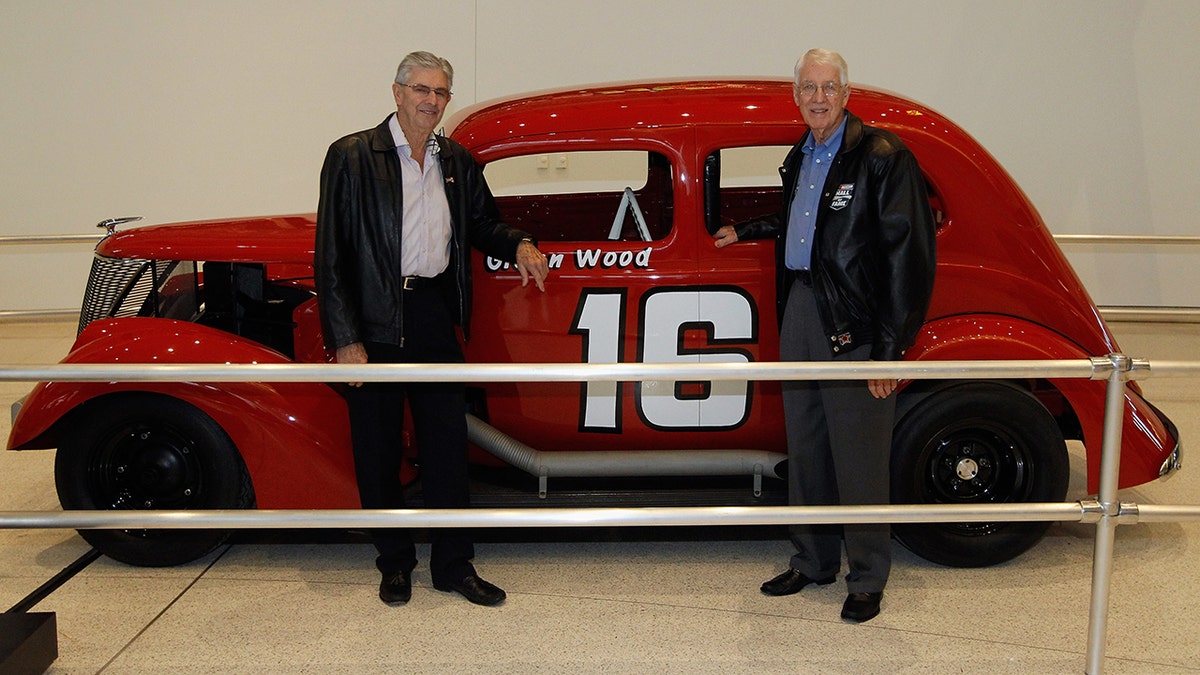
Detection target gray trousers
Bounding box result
[780,279,894,593]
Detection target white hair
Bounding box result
[794,48,848,86]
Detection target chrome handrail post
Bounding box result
[1085,353,1132,674]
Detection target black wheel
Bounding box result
[890,382,1069,567]
[54,393,255,566]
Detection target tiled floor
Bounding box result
[2,318,1199,674]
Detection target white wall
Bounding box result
[2,0,1197,310]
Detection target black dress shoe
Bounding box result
[379,570,412,605]
[841,592,883,623]
[434,574,507,606]
[760,568,837,596]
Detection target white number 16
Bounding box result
[569,286,758,433]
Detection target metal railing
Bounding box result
[0,357,1198,673]
[0,233,99,322]
[1053,234,1200,246]
[1054,234,1200,323]
[2,232,1200,323]
[0,234,101,246]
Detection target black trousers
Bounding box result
[344,285,475,585]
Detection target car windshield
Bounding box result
[78,256,311,358]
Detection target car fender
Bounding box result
[906,314,1176,492]
[7,318,359,509]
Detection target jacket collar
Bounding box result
[370,116,395,153]
[839,110,865,154]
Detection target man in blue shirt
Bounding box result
[714,49,937,623]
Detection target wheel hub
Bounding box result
[95,426,201,509]
[955,457,980,480]
[931,437,1006,501]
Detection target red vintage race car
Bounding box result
[7,79,1180,569]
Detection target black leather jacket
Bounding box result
[736,110,936,361]
[315,116,531,349]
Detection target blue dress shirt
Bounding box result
[785,118,847,271]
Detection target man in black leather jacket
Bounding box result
[315,51,548,607]
[714,49,935,623]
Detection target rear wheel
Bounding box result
[54,393,254,566]
[890,382,1069,567]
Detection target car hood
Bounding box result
[95,214,317,264]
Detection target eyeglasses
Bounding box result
[397,82,453,101]
[796,81,844,98]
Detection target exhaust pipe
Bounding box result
[466,414,787,498]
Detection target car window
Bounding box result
[704,146,789,235]
[485,150,674,242]
[704,146,945,234]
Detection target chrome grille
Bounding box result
[77,255,174,335]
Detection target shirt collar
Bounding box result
[387,113,441,156]
[803,116,848,156]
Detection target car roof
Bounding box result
[446,78,952,148]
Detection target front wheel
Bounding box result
[890,382,1069,567]
[54,393,255,566]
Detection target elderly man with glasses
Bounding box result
[315,50,549,607]
[714,48,936,623]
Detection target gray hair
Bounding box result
[794,48,848,86]
[394,51,454,89]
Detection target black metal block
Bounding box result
[0,612,57,675]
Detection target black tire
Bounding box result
[890,382,1069,567]
[54,393,255,566]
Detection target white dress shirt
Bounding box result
[388,113,452,278]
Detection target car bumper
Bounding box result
[1160,442,1183,478]
[1153,400,1183,478]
